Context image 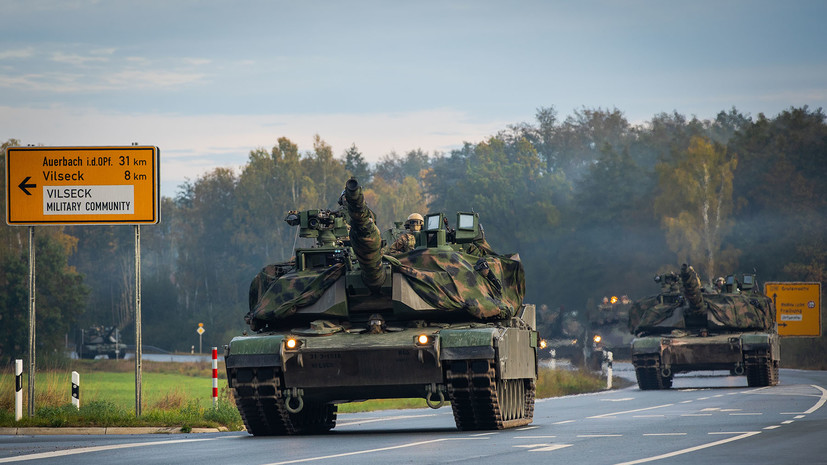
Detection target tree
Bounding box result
[655,136,739,281]
[344,144,371,183]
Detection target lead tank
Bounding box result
[629,264,779,389]
[225,178,539,435]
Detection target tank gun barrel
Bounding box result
[680,263,704,312]
[343,178,385,290]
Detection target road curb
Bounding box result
[0,426,227,435]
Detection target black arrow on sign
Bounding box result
[778,322,787,327]
[18,176,36,195]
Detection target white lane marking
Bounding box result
[336,413,439,426]
[613,431,761,465]
[514,443,573,452]
[516,426,539,431]
[553,420,576,424]
[0,437,219,463]
[514,435,557,439]
[700,408,720,411]
[588,404,674,419]
[795,415,805,419]
[634,415,665,418]
[697,397,710,400]
[804,385,827,414]
[680,400,693,404]
[729,413,762,416]
[680,414,712,417]
[712,394,724,398]
[601,397,635,402]
[720,408,741,412]
[643,433,687,436]
[709,431,758,435]
[471,432,497,437]
[578,434,622,438]
[263,437,485,465]
[764,425,781,430]
[781,420,794,424]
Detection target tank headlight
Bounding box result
[539,339,548,349]
[593,335,602,344]
[285,337,301,350]
[416,334,431,346]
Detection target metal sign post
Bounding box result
[135,225,142,416]
[27,226,35,417]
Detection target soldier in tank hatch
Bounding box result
[388,212,423,254]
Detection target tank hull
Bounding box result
[226,318,539,434]
[631,331,780,389]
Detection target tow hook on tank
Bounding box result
[425,383,445,409]
[733,363,745,375]
[660,365,672,378]
[284,387,305,413]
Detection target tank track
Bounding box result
[744,350,779,387]
[230,366,337,435]
[445,359,535,430]
[632,354,673,390]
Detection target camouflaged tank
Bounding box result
[225,178,539,435]
[629,264,779,389]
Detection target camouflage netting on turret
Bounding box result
[245,248,525,329]
[387,248,525,320]
[628,291,775,334]
[246,263,346,331]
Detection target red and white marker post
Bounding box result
[212,347,218,407]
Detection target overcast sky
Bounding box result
[2,0,825,198]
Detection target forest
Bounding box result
[1,105,825,367]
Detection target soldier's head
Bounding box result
[714,276,725,290]
[406,213,424,231]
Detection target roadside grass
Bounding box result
[1,360,627,429]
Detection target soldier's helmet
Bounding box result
[406,213,424,231]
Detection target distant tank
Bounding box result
[225,178,539,435]
[585,295,634,369]
[629,264,779,389]
[78,326,127,359]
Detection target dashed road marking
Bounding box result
[614,432,761,465]
[764,425,781,430]
[643,433,686,436]
[514,443,572,452]
[588,404,673,419]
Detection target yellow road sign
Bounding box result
[765,282,822,337]
[5,146,160,225]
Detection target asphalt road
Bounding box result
[2,368,826,465]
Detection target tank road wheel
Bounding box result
[445,359,535,431]
[228,366,337,435]
[633,354,672,390]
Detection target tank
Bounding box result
[78,326,127,359]
[629,264,779,389]
[587,296,634,364]
[225,178,539,435]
